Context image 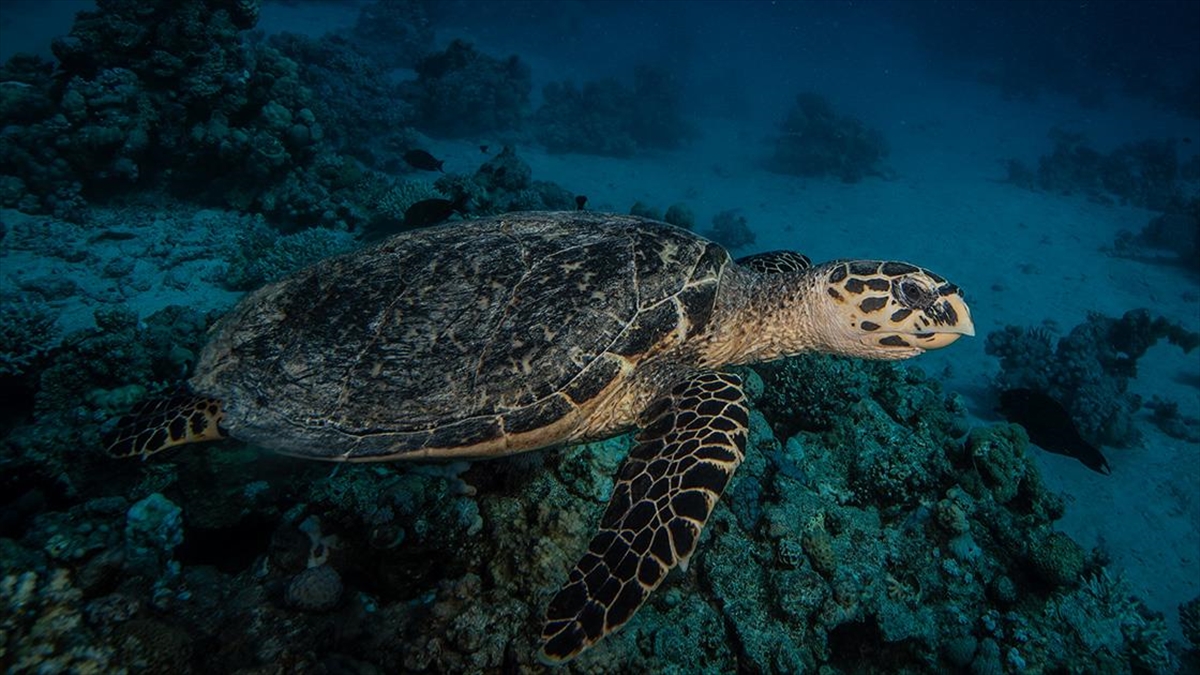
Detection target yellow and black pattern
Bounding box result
[539,371,748,663]
[104,393,227,459]
[823,259,973,352]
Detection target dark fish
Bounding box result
[403,149,444,172]
[575,195,587,211]
[403,195,467,230]
[480,144,490,153]
[999,388,1111,475]
[87,229,138,243]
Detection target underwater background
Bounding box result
[1,0,1198,672]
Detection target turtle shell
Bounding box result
[192,212,729,460]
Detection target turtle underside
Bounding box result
[194,212,729,460]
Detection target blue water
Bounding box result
[1,1,1197,672]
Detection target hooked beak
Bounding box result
[913,292,975,350]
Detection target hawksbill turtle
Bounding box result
[105,211,974,663]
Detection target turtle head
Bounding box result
[813,260,974,361]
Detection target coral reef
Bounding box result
[430,145,576,216]
[284,565,343,612]
[986,309,1200,446]
[1006,129,1192,211]
[766,92,888,182]
[1043,570,1178,674]
[0,299,59,378]
[1182,594,1200,650]
[404,39,531,138]
[266,30,419,172]
[629,201,662,220]
[124,492,183,576]
[0,329,1187,671]
[223,218,358,290]
[0,0,372,229]
[534,66,697,156]
[663,203,695,230]
[622,201,696,230]
[1111,197,1200,274]
[347,0,433,71]
[1026,530,1086,589]
[706,209,756,251]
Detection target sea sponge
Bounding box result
[285,564,343,612]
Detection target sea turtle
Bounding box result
[105,211,974,663]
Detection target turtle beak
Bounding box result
[913,291,975,350]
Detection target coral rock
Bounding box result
[1028,530,1085,589]
[285,564,343,612]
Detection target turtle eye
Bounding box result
[895,278,935,309]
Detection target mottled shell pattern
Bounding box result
[192,212,728,460]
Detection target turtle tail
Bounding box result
[104,393,227,460]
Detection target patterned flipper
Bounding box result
[735,250,811,274]
[104,393,227,459]
[539,372,749,663]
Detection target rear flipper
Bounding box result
[539,372,748,663]
[104,393,227,459]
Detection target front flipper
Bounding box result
[539,372,748,663]
[104,393,227,459]
[735,250,812,274]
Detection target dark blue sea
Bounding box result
[1,1,1197,672]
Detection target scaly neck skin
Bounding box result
[696,265,830,368]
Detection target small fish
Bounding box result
[403,195,467,230]
[575,195,587,211]
[403,149,444,172]
[480,144,490,154]
[364,195,470,241]
[87,229,138,243]
[999,388,1111,475]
